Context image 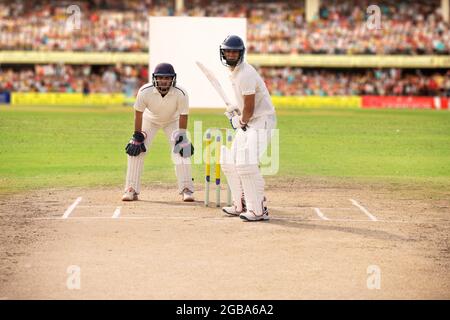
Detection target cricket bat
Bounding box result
[195,61,237,113]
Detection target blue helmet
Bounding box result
[220,35,245,67]
[152,63,176,94]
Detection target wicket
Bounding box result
[204,128,233,207]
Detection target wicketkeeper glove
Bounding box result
[172,129,194,158]
[125,131,147,156]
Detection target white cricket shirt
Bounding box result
[133,83,189,125]
[228,61,275,119]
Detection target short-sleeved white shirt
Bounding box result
[229,62,275,119]
[133,83,189,126]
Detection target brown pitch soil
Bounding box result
[0,178,449,299]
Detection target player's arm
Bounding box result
[134,110,144,132]
[230,72,256,130]
[241,94,255,124]
[133,90,146,132]
[179,114,188,130]
[172,93,194,158]
[177,91,189,131]
[229,94,254,130]
[125,93,147,156]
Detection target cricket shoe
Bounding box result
[222,205,244,217]
[222,197,247,216]
[182,188,195,202]
[239,207,269,222]
[122,187,138,201]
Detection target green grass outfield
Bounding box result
[1,104,449,194]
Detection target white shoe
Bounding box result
[182,188,195,202]
[122,187,138,201]
[239,208,269,222]
[222,205,243,217]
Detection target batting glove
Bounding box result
[224,107,241,120]
[230,115,247,131]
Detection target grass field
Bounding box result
[1,104,450,194]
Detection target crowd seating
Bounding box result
[1,0,447,54]
[2,64,449,97]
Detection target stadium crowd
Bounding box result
[0,64,148,95]
[259,67,450,97]
[0,0,448,54]
[1,0,448,98]
[2,64,449,97]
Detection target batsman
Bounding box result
[122,63,195,202]
[219,35,277,221]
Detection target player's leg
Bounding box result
[123,120,160,200]
[236,164,266,220]
[162,121,195,201]
[257,114,277,159]
[220,139,245,216]
[236,115,276,221]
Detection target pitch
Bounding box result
[0,105,449,298]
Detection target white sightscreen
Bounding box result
[149,17,247,108]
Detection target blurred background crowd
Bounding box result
[0,0,449,97]
[0,64,148,95]
[2,64,449,97]
[0,0,448,54]
[260,67,450,96]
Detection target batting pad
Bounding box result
[221,164,244,211]
[236,164,265,215]
[125,153,146,194]
[174,159,194,193]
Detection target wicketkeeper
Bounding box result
[122,63,195,202]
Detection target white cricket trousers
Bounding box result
[220,114,277,215]
[124,118,194,194]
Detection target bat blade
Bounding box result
[195,61,234,111]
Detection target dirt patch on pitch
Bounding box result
[0,179,449,299]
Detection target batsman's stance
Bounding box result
[122,63,195,202]
[220,35,277,221]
